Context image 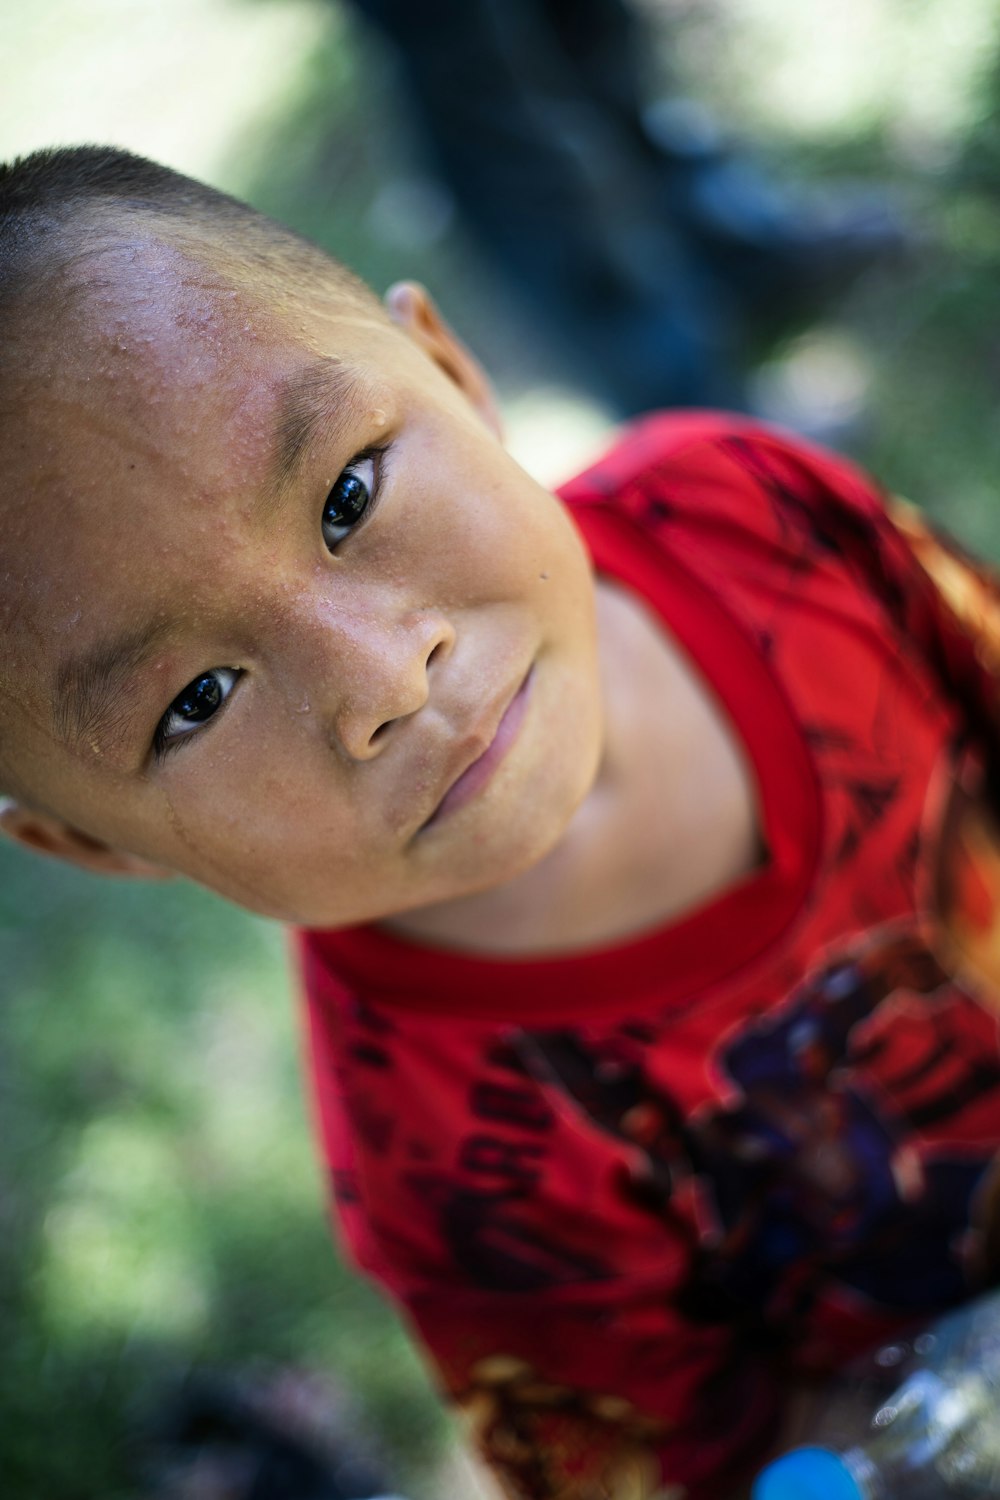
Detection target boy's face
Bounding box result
[0,236,602,926]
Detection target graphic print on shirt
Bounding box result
[387,930,1000,1333]
[521,906,1000,1338]
[399,1037,618,1291]
[453,1354,674,1500]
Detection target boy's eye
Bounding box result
[321,454,377,550]
[155,667,239,755]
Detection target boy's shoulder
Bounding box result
[557,410,894,602]
[557,409,884,534]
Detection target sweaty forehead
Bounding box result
[2,238,283,500]
[1,250,277,579]
[5,231,380,505]
[14,224,380,419]
[50,236,314,418]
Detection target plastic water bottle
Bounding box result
[753,1290,1000,1499]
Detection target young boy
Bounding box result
[3,146,1000,1500]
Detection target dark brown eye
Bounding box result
[322,455,376,549]
[155,668,239,754]
[175,674,224,721]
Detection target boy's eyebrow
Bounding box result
[55,619,173,756]
[266,355,364,505]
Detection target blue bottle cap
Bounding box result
[752,1446,866,1500]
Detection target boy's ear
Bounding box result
[0,798,174,882]
[384,281,503,437]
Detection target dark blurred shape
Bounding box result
[143,1372,400,1500]
[351,0,907,415]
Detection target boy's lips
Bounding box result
[419,666,534,832]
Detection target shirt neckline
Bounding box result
[304,499,823,1023]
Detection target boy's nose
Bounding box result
[309,605,456,762]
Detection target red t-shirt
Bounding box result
[299,413,1000,1500]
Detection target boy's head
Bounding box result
[0,147,602,926]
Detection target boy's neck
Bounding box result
[380,579,764,958]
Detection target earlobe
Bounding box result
[384,280,503,437]
[0,798,174,882]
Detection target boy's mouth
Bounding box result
[418,666,534,833]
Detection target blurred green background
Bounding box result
[4,1,1000,1495]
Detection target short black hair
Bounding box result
[0,144,377,343]
[0,143,258,245]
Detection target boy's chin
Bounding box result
[371,735,604,941]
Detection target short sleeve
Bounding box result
[565,410,1000,786]
[711,419,1000,784]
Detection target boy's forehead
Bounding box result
[9,229,393,503]
[6,249,315,526]
[49,233,378,404]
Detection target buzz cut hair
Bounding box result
[0,143,379,348]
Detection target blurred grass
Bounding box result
[0,850,447,1497]
[4,1,1000,1496]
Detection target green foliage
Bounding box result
[0,851,446,1497]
